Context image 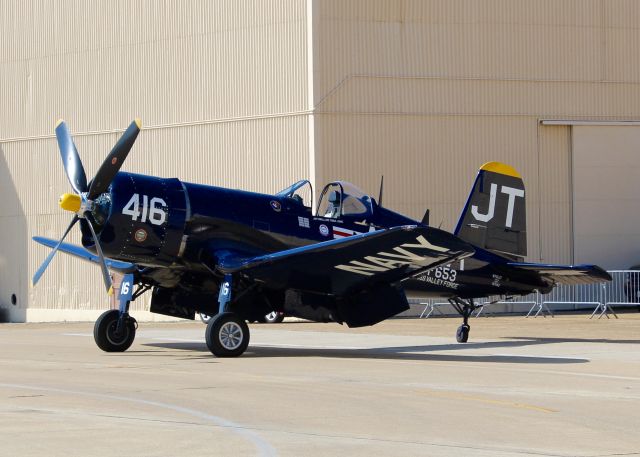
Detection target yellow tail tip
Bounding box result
[479,162,522,179]
[55,119,64,128]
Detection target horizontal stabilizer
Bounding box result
[219,226,474,296]
[33,237,136,274]
[507,262,612,285]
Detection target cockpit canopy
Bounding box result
[277,180,375,219]
[317,181,373,219]
[276,179,313,208]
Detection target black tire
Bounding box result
[263,311,285,324]
[205,312,250,357]
[94,310,136,352]
[456,324,470,343]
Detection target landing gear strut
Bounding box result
[204,274,250,357]
[449,297,481,343]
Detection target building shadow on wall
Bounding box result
[0,145,27,322]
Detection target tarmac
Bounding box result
[0,313,639,457]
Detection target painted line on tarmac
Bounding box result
[411,387,558,413]
[492,353,589,361]
[537,370,640,382]
[443,361,640,382]
[0,383,276,457]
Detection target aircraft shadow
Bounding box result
[143,339,588,364]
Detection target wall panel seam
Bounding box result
[314,112,638,119]
[0,111,312,144]
[316,74,640,108]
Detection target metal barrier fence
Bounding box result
[414,269,640,319]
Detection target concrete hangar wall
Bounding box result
[1,1,640,322]
[0,0,311,322]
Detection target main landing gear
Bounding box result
[449,297,481,343]
[204,274,251,358]
[205,312,250,357]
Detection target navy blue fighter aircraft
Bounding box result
[32,120,610,357]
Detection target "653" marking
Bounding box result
[429,265,457,282]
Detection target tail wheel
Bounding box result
[94,310,136,352]
[456,324,470,343]
[205,312,250,357]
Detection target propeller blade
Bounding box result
[88,119,141,200]
[84,213,114,295]
[32,215,79,287]
[55,120,88,194]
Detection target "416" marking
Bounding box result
[122,194,167,226]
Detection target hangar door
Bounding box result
[572,125,640,269]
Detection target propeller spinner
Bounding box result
[32,119,142,294]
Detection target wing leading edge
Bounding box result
[219,225,475,296]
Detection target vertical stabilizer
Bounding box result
[454,162,527,258]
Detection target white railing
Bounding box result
[415,269,640,319]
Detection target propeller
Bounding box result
[31,216,79,288]
[32,119,142,294]
[55,120,88,194]
[88,119,141,199]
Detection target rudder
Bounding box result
[454,162,526,259]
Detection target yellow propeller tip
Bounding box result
[108,286,114,296]
[55,119,64,128]
[134,118,142,129]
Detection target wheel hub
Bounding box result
[218,322,243,350]
[106,321,129,345]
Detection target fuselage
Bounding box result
[81,171,548,299]
[84,172,414,265]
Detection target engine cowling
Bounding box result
[81,172,188,267]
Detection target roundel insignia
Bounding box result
[319,224,329,236]
[111,157,118,165]
[270,200,281,212]
[134,228,147,243]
